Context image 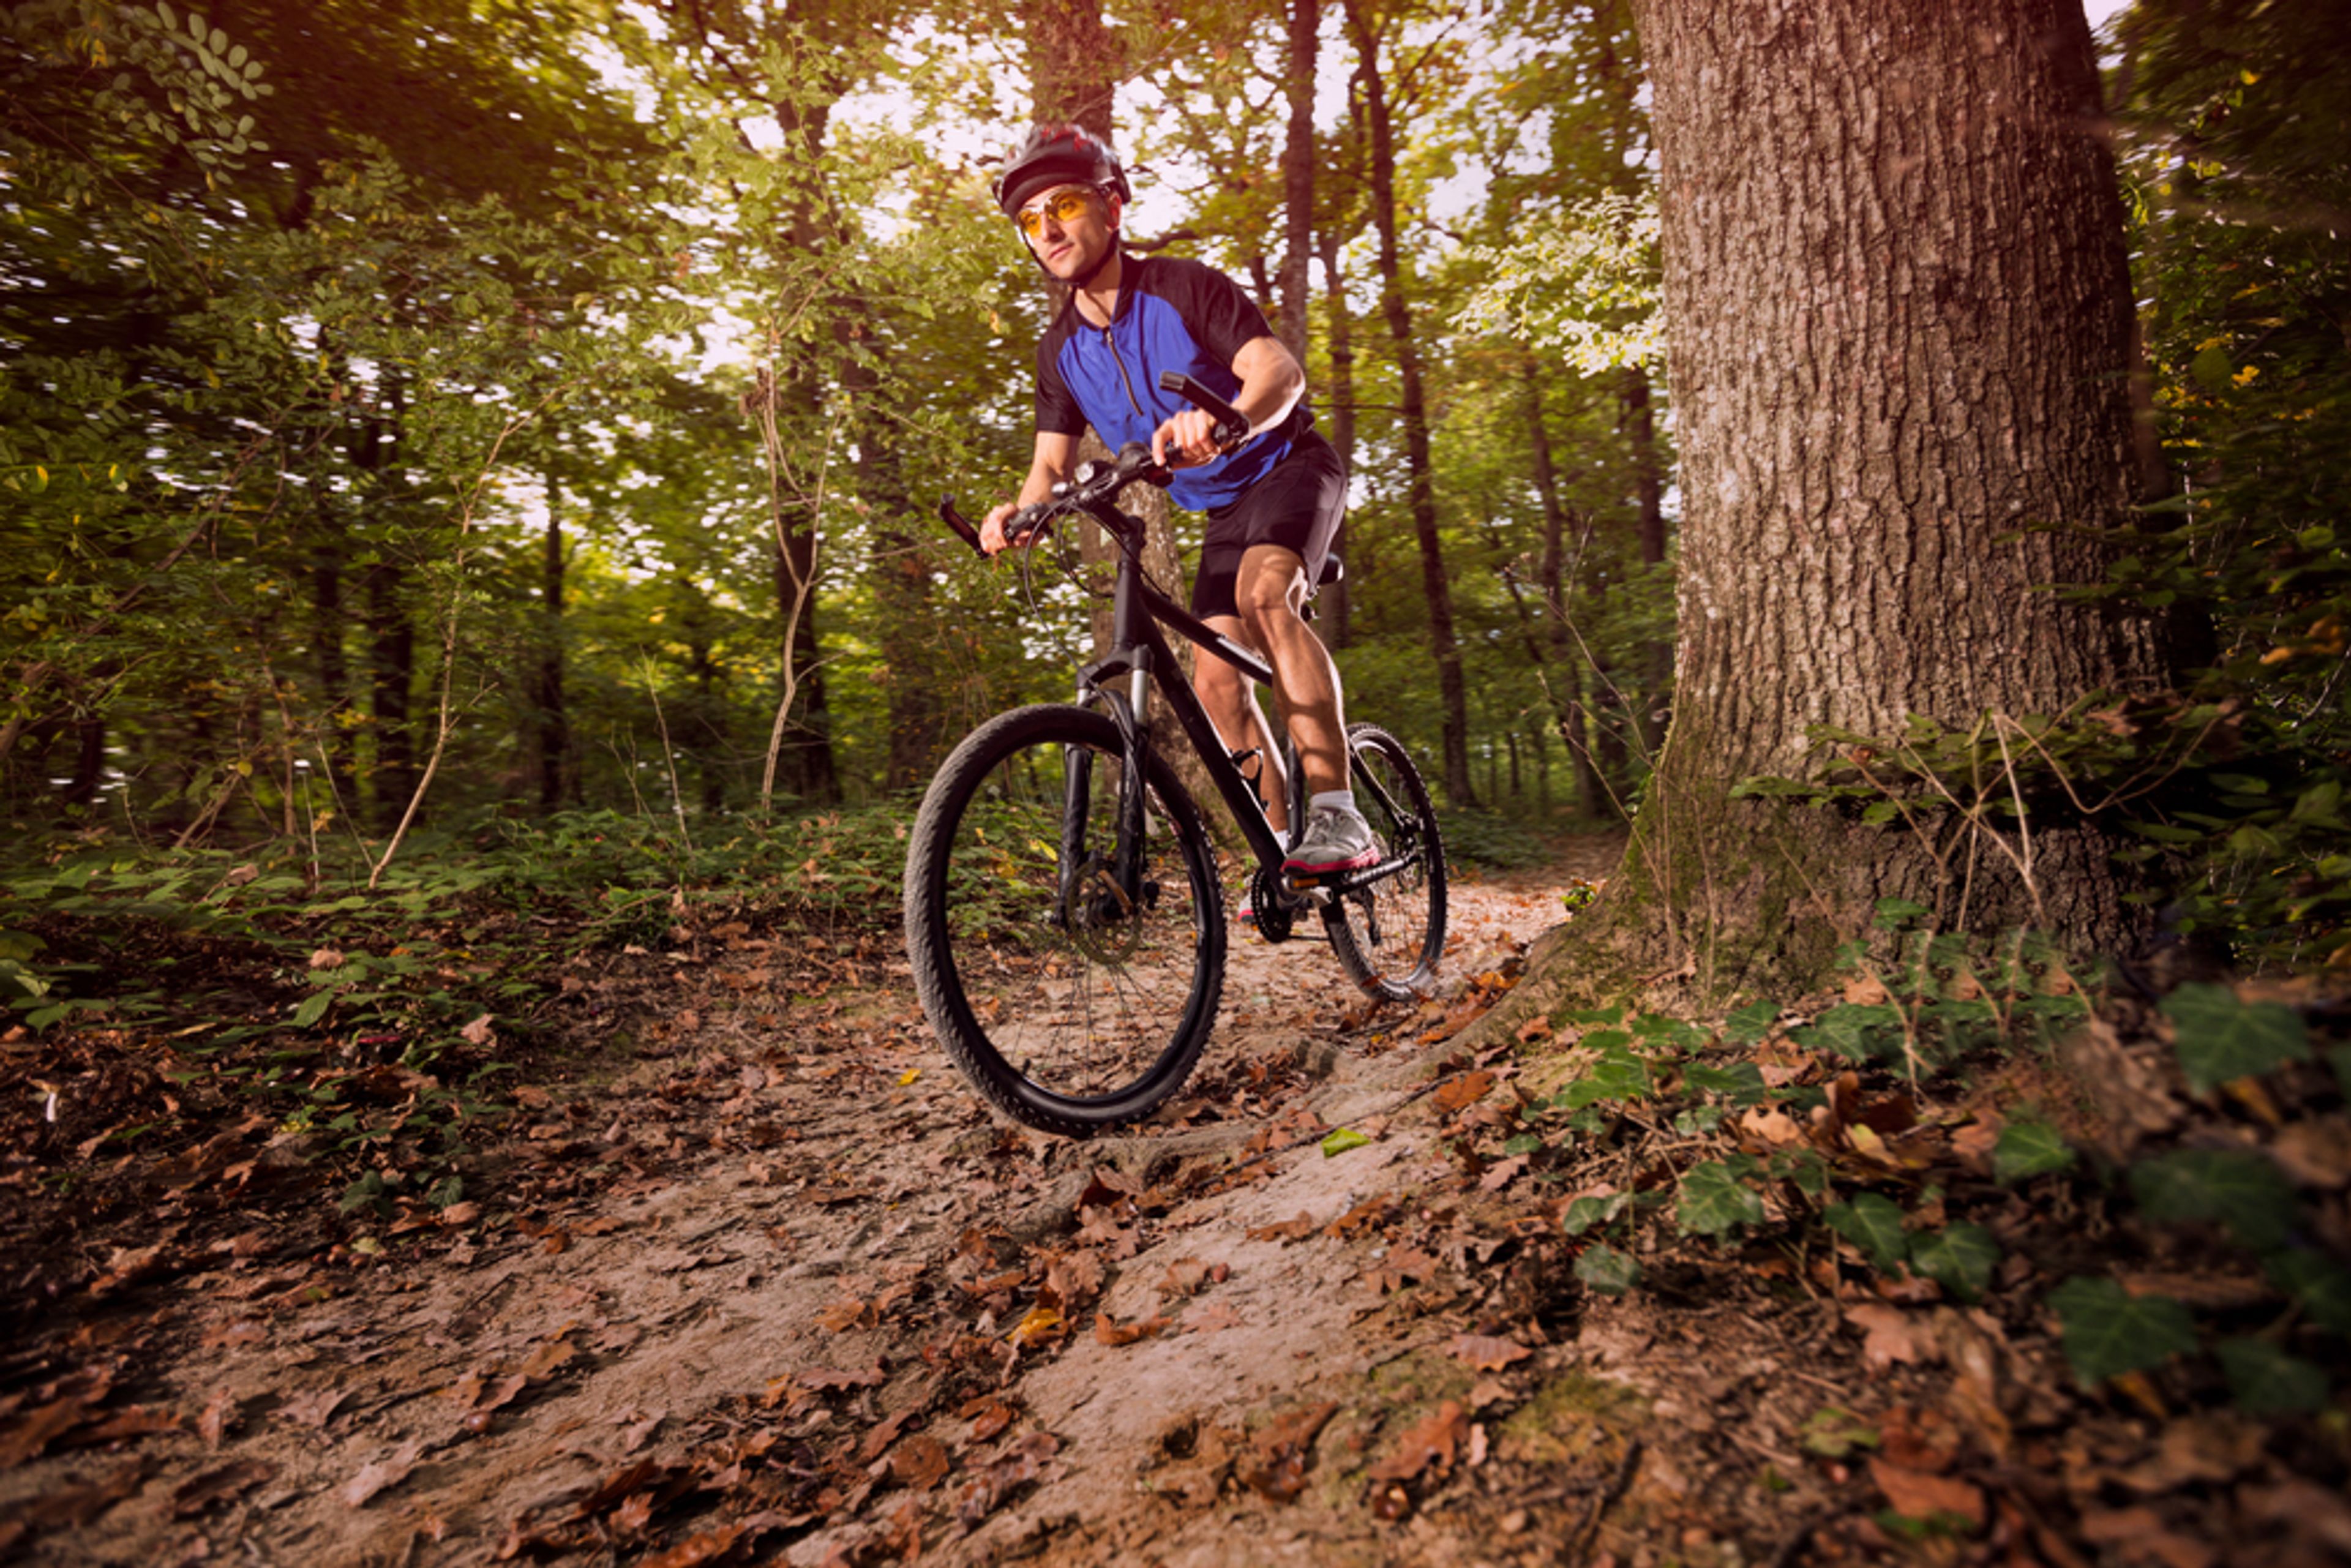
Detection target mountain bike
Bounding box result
[902,372,1447,1138]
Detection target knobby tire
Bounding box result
[903,704,1225,1137]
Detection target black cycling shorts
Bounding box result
[1189,430,1346,621]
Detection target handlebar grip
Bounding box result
[1004,506,1053,549]
[1157,371,1249,449]
[938,497,986,555]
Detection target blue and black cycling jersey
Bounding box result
[1035,253,1313,514]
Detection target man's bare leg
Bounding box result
[1193,613,1291,833]
[1231,545,1347,797]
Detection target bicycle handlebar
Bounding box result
[936,373,1251,557]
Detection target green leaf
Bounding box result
[1992,1120,2075,1185]
[2265,1250,2351,1335]
[1319,1127,1371,1158]
[1678,1160,1765,1238]
[1798,1003,1904,1062]
[1798,1406,1880,1458]
[337,1169,386,1217]
[2130,1148,2298,1253]
[1561,1048,1652,1108]
[1562,1192,1630,1236]
[2048,1276,2197,1386]
[2217,1338,2328,1414]
[1910,1224,2000,1303]
[1723,999,1779,1045]
[2160,983,2309,1091]
[1873,897,1930,928]
[157,0,179,27]
[1684,1062,1768,1106]
[1573,1243,1641,1296]
[293,988,336,1029]
[1824,1193,1909,1269]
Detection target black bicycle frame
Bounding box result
[1067,498,1423,915]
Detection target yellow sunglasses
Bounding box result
[1015,188,1099,239]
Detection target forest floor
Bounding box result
[4,835,2349,1568]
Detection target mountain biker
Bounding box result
[978,124,1378,882]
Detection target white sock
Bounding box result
[1310,790,1357,816]
[1272,828,1291,852]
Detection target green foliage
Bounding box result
[2216,1338,2330,1415]
[2129,1147,2300,1254]
[2160,983,2311,1092]
[2049,1276,2200,1386]
[2266,1250,2351,1337]
[1558,1038,1653,1109]
[1908,1224,2000,1304]
[1573,1242,1640,1296]
[1824,1193,1908,1270]
[1456,192,1662,374]
[1676,1156,1764,1239]
[1992,1119,2076,1185]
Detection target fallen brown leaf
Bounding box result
[888,1433,951,1493]
[342,1441,424,1508]
[1238,1401,1339,1502]
[2078,1507,2216,1568]
[1847,1304,1933,1371]
[1447,1334,1533,1373]
[197,1389,236,1449]
[1434,1071,1496,1114]
[1245,1212,1319,1244]
[640,1524,744,1568]
[519,1337,576,1381]
[1368,1400,1469,1485]
[1870,1458,1983,1525]
[173,1458,276,1518]
[1093,1313,1170,1348]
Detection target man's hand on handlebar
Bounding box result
[1152,407,1232,470]
[979,500,1051,555]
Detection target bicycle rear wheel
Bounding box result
[902,704,1225,1136]
[1322,722,1447,1000]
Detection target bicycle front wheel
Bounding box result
[1322,722,1448,1000]
[902,704,1225,1137]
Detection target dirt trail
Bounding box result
[13,852,1760,1568]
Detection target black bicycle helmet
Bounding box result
[994,124,1132,219]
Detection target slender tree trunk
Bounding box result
[1348,0,1474,806]
[311,527,353,809]
[1279,0,1318,368]
[1621,366,1669,754]
[1600,0,2169,994]
[538,468,569,813]
[766,93,844,808]
[842,308,945,790]
[366,561,414,832]
[1318,230,1356,649]
[1523,362,1610,820]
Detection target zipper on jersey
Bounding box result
[1101,325,1147,420]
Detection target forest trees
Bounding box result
[1593,0,2172,993]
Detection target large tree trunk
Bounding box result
[1347,0,1475,807]
[1598,0,2169,995]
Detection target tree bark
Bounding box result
[1346,0,1474,806]
[1279,0,1318,368]
[1522,361,1610,820]
[1600,0,2170,993]
[538,467,569,814]
[1316,230,1357,649]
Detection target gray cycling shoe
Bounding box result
[1283,805,1379,877]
